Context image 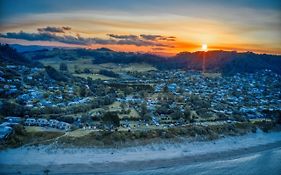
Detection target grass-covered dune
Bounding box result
[56,121,276,147]
[1,120,278,149]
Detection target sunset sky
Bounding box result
[0,0,280,55]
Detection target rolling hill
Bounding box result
[4,44,281,75]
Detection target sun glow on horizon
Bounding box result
[202,44,208,51]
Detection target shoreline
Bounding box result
[1,131,281,174]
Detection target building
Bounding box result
[0,125,13,140]
[58,122,71,131]
[48,119,60,128]
[4,116,22,124]
[25,118,37,126]
[37,118,49,127]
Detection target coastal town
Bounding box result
[1,56,280,143]
[1,1,281,174]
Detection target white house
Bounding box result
[58,122,71,131]
[37,118,49,126]
[48,119,60,128]
[25,118,37,126]
[0,126,13,140]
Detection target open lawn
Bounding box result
[202,73,222,78]
[118,108,140,119]
[65,129,95,137]
[25,126,63,133]
[73,73,115,80]
[108,101,122,112]
[40,58,157,74]
[40,58,157,80]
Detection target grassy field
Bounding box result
[40,58,157,80]
[118,108,140,119]
[202,72,222,78]
[65,129,95,137]
[25,126,63,133]
[107,101,122,111]
[40,58,157,73]
[73,73,115,80]
[54,122,262,147]
[107,102,140,119]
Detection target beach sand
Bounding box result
[0,130,281,174]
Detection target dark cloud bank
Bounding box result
[0,26,175,48]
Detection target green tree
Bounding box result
[163,85,169,93]
[140,103,147,117]
[79,86,87,97]
[171,111,183,120]
[143,113,152,122]
[74,65,81,74]
[102,112,120,129]
[183,106,192,121]
[120,102,127,114]
[59,63,68,72]
[45,66,67,81]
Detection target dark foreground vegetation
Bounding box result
[1,121,279,149]
[53,122,281,147]
[0,124,63,149]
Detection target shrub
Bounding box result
[59,63,68,72]
[99,69,119,78]
[45,66,68,81]
[0,101,26,116]
[102,112,120,129]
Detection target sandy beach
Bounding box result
[1,130,281,175]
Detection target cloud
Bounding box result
[37,26,71,33]
[0,26,176,48]
[140,34,176,41]
[152,47,166,51]
[108,34,176,42]
[115,38,164,47]
[107,34,138,40]
[62,26,71,31]
[107,34,172,47]
[0,31,101,45]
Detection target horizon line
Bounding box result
[1,42,281,57]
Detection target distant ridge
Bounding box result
[174,50,281,74]
[0,44,43,67]
[9,44,76,53]
[95,47,114,52]
[9,44,54,52]
[3,44,281,75]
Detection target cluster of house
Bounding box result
[17,88,93,108]
[0,65,44,96]
[1,61,280,135]
[1,64,97,110]
[0,116,72,140]
[113,69,281,126]
[0,117,21,140]
[0,124,13,140]
[165,70,278,116]
[25,118,71,130]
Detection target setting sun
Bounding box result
[202,44,208,51]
